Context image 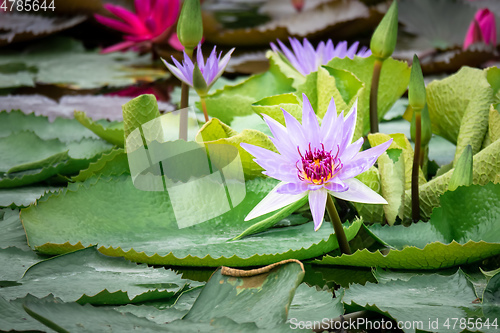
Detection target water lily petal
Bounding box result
[329,178,387,204]
[301,94,321,148]
[282,109,308,151]
[324,178,348,192]
[100,40,137,54]
[340,137,364,163]
[244,182,307,221]
[339,101,357,152]
[163,57,191,86]
[338,138,392,180]
[346,41,360,58]
[276,182,309,195]
[104,4,147,34]
[94,14,136,35]
[309,188,328,231]
[262,114,298,161]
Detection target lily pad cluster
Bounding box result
[1,4,500,330]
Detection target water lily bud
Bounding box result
[464,8,496,50]
[370,0,398,60]
[448,145,473,191]
[409,55,426,111]
[177,0,203,51]
[193,63,208,97]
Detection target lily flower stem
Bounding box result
[200,97,209,122]
[412,111,422,222]
[326,194,352,255]
[369,59,383,133]
[179,48,194,141]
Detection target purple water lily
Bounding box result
[162,44,235,96]
[241,94,392,231]
[271,37,371,76]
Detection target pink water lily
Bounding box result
[463,8,497,50]
[241,94,392,231]
[94,0,181,53]
[271,37,372,76]
[162,44,234,94]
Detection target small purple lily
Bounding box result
[271,37,371,76]
[162,44,235,96]
[241,94,392,231]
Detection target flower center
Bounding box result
[296,143,342,185]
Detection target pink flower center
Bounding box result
[296,143,342,185]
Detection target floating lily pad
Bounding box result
[21,174,362,266]
[0,185,60,208]
[315,183,500,269]
[403,138,500,219]
[326,56,411,138]
[343,270,483,333]
[0,36,166,90]
[185,261,304,328]
[0,209,29,250]
[204,54,293,124]
[22,296,300,333]
[426,66,494,164]
[0,247,43,282]
[0,247,197,305]
[74,111,124,147]
[0,13,86,46]
[196,118,277,179]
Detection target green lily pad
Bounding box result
[0,294,55,332]
[185,261,304,328]
[0,36,166,90]
[21,174,361,267]
[0,185,60,208]
[315,183,500,269]
[116,287,203,324]
[288,283,344,324]
[426,67,494,164]
[0,247,43,282]
[353,166,385,223]
[483,272,500,320]
[22,296,300,333]
[296,66,363,123]
[0,247,197,305]
[0,209,29,250]
[0,131,69,174]
[71,148,129,182]
[343,270,482,333]
[252,93,302,126]
[195,118,277,179]
[74,111,124,147]
[204,54,293,124]
[0,110,99,142]
[403,137,500,219]
[0,134,114,188]
[326,56,411,137]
